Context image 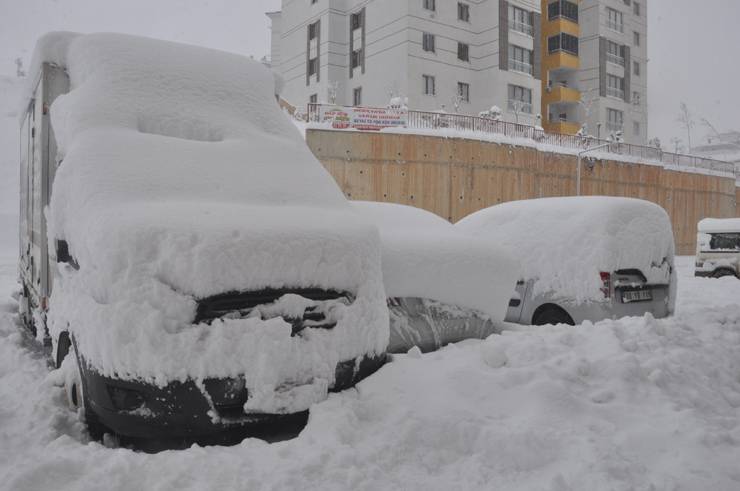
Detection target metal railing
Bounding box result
[305,103,737,176]
[606,53,625,66]
[606,20,624,33]
[510,21,534,36]
[509,59,533,75]
[606,87,625,100]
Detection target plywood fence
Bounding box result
[307,129,738,255]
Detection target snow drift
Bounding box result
[351,201,519,321]
[456,197,676,303]
[698,218,740,234]
[27,32,388,413]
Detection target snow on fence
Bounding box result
[306,103,736,177]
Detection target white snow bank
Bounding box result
[29,32,387,410]
[351,201,519,321]
[2,258,740,490]
[456,197,676,303]
[698,217,740,233]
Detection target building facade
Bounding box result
[268,0,543,126]
[267,0,647,142]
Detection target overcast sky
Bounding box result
[0,0,737,147]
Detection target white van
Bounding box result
[456,197,677,326]
[695,218,740,278]
[18,32,388,443]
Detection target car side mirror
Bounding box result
[55,240,79,270]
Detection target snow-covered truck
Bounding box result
[695,218,740,278]
[18,32,389,442]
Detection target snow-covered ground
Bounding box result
[1,254,739,490]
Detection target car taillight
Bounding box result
[600,272,611,299]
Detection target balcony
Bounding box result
[509,59,533,75]
[544,120,582,135]
[606,20,624,33]
[606,87,625,100]
[545,84,581,104]
[510,21,534,37]
[606,53,625,67]
[544,50,580,70]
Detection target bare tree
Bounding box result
[327,81,340,105]
[578,88,599,137]
[670,136,684,154]
[676,102,695,152]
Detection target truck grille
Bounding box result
[195,288,352,336]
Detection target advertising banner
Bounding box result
[319,105,407,131]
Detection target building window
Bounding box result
[509,5,534,36]
[309,93,318,104]
[422,33,435,52]
[458,2,470,22]
[508,84,533,114]
[458,82,470,102]
[633,2,641,16]
[548,1,579,23]
[423,74,436,95]
[308,58,318,76]
[633,31,640,46]
[458,42,470,62]
[606,7,624,33]
[307,20,320,82]
[607,74,625,99]
[423,0,435,12]
[607,108,624,133]
[351,49,362,69]
[606,40,625,66]
[509,45,533,74]
[351,12,362,30]
[633,60,640,76]
[353,87,362,106]
[633,121,640,136]
[548,33,579,56]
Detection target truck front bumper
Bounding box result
[79,354,386,442]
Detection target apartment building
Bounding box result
[267,0,543,126]
[267,0,647,142]
[541,0,648,143]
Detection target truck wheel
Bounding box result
[712,268,736,279]
[532,305,575,326]
[63,343,107,441]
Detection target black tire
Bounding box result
[64,342,108,441]
[532,306,575,326]
[712,268,736,279]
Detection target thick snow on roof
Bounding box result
[33,32,388,403]
[456,197,676,302]
[352,201,519,321]
[698,218,740,233]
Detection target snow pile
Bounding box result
[698,217,740,233]
[27,32,388,412]
[456,197,676,303]
[1,258,740,489]
[352,201,519,321]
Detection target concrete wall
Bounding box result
[307,129,737,255]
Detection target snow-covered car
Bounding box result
[17,32,389,442]
[351,201,519,353]
[456,197,677,326]
[695,218,740,278]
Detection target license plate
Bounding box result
[622,289,652,303]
